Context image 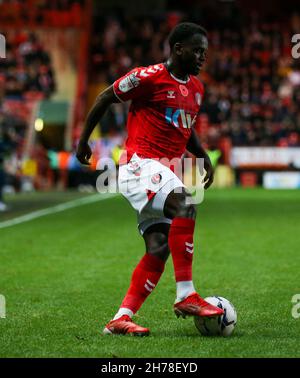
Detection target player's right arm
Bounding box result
[76,85,119,165]
[77,66,154,165]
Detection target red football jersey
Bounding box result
[113,63,204,162]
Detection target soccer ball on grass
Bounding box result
[194,296,237,337]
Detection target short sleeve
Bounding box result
[113,66,155,102]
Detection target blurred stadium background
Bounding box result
[0,0,300,358]
[0,0,300,215]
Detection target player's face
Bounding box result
[179,34,208,75]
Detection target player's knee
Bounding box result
[146,233,170,262]
[148,242,169,262]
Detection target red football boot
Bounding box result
[103,315,150,336]
[174,292,224,318]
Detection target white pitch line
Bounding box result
[0,193,118,230]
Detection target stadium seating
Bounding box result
[89,9,300,148]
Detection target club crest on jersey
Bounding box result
[151,173,162,184]
[195,92,202,106]
[165,108,193,129]
[167,90,176,99]
[119,72,140,93]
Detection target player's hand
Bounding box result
[76,140,92,165]
[203,155,214,189]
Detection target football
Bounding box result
[194,296,237,337]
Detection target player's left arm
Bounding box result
[186,128,214,189]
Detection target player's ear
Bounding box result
[174,42,183,56]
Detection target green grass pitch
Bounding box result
[0,188,299,357]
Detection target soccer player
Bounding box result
[76,22,224,336]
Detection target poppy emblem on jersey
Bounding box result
[179,85,188,97]
[151,173,162,184]
[119,72,140,93]
[195,92,202,106]
[167,90,176,99]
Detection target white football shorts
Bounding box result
[118,153,186,235]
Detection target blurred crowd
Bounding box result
[0,31,55,100]
[90,11,300,147]
[0,32,56,207]
[0,31,56,155]
[0,0,83,27]
[203,16,300,148]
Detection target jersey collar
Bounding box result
[169,71,190,84]
[163,63,190,84]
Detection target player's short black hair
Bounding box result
[168,22,207,49]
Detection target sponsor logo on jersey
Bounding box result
[167,90,176,99]
[119,72,140,93]
[165,108,193,129]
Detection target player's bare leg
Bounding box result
[164,188,224,318]
[103,223,170,336]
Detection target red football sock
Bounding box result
[120,253,165,314]
[168,217,195,282]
